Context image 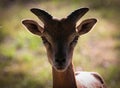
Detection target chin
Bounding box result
[55,68,67,72]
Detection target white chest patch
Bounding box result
[75,71,103,88]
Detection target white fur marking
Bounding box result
[75,71,103,88]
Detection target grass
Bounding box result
[0,1,120,88]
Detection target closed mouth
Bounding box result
[56,65,65,70]
[54,64,68,72]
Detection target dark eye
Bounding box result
[41,37,49,44]
[70,36,79,46]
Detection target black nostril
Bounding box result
[55,58,66,64]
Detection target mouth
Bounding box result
[53,64,68,72]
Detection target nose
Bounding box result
[55,45,67,65]
[55,52,66,65]
[55,57,66,65]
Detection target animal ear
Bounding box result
[22,19,44,35]
[76,18,97,35]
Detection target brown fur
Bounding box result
[22,8,106,88]
[92,73,107,88]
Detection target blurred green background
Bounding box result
[0,0,120,88]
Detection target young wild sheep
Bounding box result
[22,8,107,88]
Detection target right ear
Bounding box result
[22,19,44,36]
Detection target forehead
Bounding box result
[44,19,76,40]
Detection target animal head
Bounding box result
[22,8,97,72]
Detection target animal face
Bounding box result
[40,19,79,71]
[22,8,97,72]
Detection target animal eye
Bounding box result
[73,36,79,43]
[41,37,49,44]
[70,36,79,46]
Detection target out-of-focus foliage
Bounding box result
[0,0,120,88]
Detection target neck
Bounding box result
[52,63,77,88]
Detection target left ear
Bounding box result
[76,18,97,35]
[22,19,44,36]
